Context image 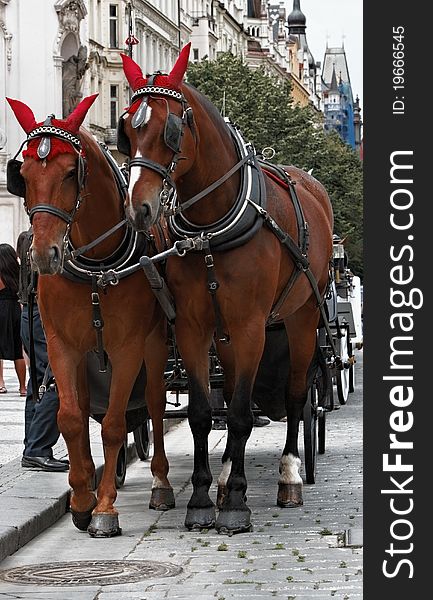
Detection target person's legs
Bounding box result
[21,304,62,458]
[14,358,27,395]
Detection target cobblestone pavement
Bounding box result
[0,352,363,599]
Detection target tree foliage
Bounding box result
[186,53,363,277]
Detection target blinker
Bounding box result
[131,98,148,129]
[37,114,55,159]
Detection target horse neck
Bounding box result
[70,134,125,259]
[177,93,241,225]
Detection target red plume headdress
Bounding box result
[6,94,98,160]
[121,44,191,112]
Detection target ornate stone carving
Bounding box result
[0,20,13,70]
[55,0,87,34]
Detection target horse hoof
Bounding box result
[277,483,303,507]
[216,508,252,535]
[185,506,216,531]
[149,487,175,511]
[70,498,97,531]
[87,513,122,538]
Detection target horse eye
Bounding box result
[65,169,76,180]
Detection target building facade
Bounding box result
[1,0,360,245]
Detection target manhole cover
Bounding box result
[0,560,182,586]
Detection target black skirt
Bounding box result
[0,288,23,360]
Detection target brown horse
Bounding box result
[6,95,174,537]
[119,45,334,534]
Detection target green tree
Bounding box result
[187,53,363,276]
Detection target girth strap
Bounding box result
[91,276,108,372]
[248,198,339,358]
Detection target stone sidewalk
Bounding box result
[0,352,363,599]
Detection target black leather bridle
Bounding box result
[7,116,87,226]
[118,76,193,212]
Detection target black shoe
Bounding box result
[253,415,270,427]
[212,419,227,430]
[21,456,69,472]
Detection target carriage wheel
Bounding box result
[133,419,151,461]
[336,327,350,405]
[303,382,318,484]
[348,342,355,393]
[115,438,128,489]
[318,409,326,455]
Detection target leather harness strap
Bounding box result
[91,276,107,373]
[201,238,230,344]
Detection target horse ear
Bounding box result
[6,98,37,133]
[120,53,147,91]
[167,43,191,89]
[64,93,99,133]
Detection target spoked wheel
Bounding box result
[133,419,151,461]
[315,363,331,456]
[115,438,128,489]
[336,326,351,405]
[303,382,318,484]
[318,409,326,455]
[348,342,355,393]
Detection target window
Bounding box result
[193,48,199,61]
[109,4,118,48]
[110,85,119,129]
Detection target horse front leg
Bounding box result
[49,345,97,530]
[177,323,215,530]
[144,321,175,511]
[278,309,319,508]
[215,322,266,534]
[87,349,143,538]
[213,342,235,509]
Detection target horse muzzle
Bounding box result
[125,201,158,232]
[31,244,63,275]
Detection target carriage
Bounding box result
[5,43,361,537]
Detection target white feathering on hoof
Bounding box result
[279,453,302,484]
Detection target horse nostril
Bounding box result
[49,246,60,267]
[141,203,150,217]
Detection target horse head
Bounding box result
[119,44,197,232]
[7,95,98,274]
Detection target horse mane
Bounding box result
[183,83,233,142]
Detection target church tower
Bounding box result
[287,0,320,108]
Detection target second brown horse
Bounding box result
[119,45,334,534]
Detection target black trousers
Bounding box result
[21,304,60,458]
